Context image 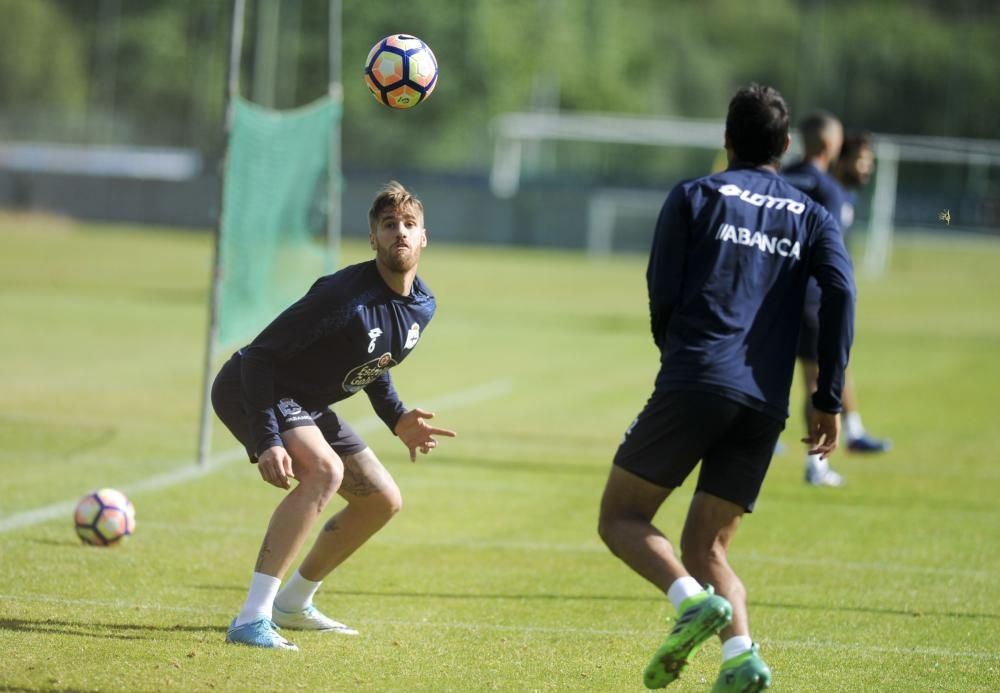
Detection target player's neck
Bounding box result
[807,154,832,172]
[374,259,417,296]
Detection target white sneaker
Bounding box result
[805,457,845,487]
[272,605,359,635]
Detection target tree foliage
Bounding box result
[1,0,998,173]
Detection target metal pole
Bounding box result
[327,0,343,266]
[197,0,246,467]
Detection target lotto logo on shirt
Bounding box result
[342,352,398,393]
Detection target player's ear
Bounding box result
[369,231,376,250]
[420,228,427,247]
[782,133,791,155]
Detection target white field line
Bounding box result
[1,593,997,661]
[0,379,512,534]
[117,525,995,580]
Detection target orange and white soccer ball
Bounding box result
[74,488,135,546]
[364,34,438,109]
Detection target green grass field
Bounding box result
[1,214,998,691]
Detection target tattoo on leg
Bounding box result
[323,517,339,533]
[340,454,384,497]
[254,530,272,572]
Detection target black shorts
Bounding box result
[796,304,820,361]
[211,356,368,463]
[613,389,784,512]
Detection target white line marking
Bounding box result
[1,593,997,661]
[0,379,512,534]
[121,526,990,581]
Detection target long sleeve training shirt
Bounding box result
[648,165,855,419]
[236,260,435,456]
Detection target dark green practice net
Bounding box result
[216,95,338,347]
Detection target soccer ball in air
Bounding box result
[364,34,438,109]
[74,488,135,546]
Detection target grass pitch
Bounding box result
[0,215,998,691]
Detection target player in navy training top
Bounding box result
[212,181,456,651]
[784,118,890,488]
[598,84,855,691]
[830,132,891,455]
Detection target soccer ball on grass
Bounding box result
[364,34,438,109]
[74,488,135,546]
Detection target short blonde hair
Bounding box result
[368,181,424,232]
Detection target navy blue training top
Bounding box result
[236,260,435,456]
[648,165,855,419]
[782,160,849,306]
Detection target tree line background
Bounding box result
[2,0,998,178]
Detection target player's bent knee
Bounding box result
[297,451,344,494]
[371,485,403,522]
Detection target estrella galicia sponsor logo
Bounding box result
[715,223,801,260]
[277,398,303,417]
[718,183,806,215]
[342,351,397,393]
[404,322,420,350]
[366,327,383,354]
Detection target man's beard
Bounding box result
[377,242,420,272]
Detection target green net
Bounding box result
[216,95,338,348]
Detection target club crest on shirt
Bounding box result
[404,322,420,350]
[277,398,302,417]
[342,351,398,393]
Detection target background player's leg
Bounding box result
[800,359,845,486]
[679,491,746,640]
[297,447,402,580]
[598,465,682,590]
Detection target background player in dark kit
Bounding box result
[785,119,890,488]
[213,181,456,650]
[598,85,855,691]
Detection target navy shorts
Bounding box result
[613,389,784,512]
[211,356,368,463]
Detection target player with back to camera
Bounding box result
[598,84,855,691]
[212,181,456,650]
[784,117,890,488]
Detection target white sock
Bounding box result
[235,572,281,627]
[844,411,865,440]
[721,635,753,662]
[274,570,322,613]
[806,453,827,471]
[667,576,704,612]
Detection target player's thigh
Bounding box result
[281,425,344,480]
[337,448,402,511]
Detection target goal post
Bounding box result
[490,111,1000,263]
[196,0,342,467]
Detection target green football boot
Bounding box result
[710,643,772,692]
[642,585,733,689]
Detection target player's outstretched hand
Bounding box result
[802,409,840,459]
[257,445,295,489]
[395,408,457,462]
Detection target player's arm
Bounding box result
[364,372,456,462]
[647,185,689,349]
[805,213,857,456]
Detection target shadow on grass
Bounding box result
[190,583,660,603]
[0,617,225,641]
[328,588,660,604]
[420,455,604,477]
[755,600,1000,621]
